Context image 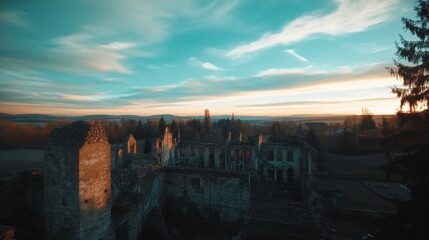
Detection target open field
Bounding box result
[321,153,403,181]
[0,149,44,176]
[317,152,411,239]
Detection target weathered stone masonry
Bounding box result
[44,121,111,240]
[164,167,250,225]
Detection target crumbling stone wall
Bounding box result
[177,142,207,168]
[158,128,175,166]
[261,143,302,182]
[125,134,137,155]
[299,144,323,225]
[44,121,111,240]
[225,143,255,172]
[111,165,250,238]
[111,165,166,239]
[177,142,258,175]
[164,167,250,226]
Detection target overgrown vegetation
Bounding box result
[336,109,383,155]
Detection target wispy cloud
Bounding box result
[236,97,393,108]
[371,47,390,54]
[0,33,146,74]
[85,0,196,44]
[0,11,28,28]
[227,0,399,57]
[255,65,356,78]
[353,43,392,54]
[102,77,127,84]
[124,62,387,103]
[0,0,406,116]
[207,0,241,21]
[169,0,247,34]
[123,74,399,116]
[202,62,223,71]
[255,66,323,77]
[53,34,139,73]
[62,94,102,102]
[0,71,99,106]
[83,0,242,45]
[283,49,309,62]
[0,0,239,76]
[101,41,138,50]
[189,57,223,71]
[0,63,400,116]
[335,66,353,74]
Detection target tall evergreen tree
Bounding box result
[382,1,429,239]
[157,116,166,136]
[134,120,144,139]
[386,0,429,176]
[387,0,429,118]
[385,0,429,182]
[170,119,178,136]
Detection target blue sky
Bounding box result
[0,0,414,116]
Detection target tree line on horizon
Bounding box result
[0,111,257,149]
[0,108,396,150]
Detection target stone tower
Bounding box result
[44,121,111,240]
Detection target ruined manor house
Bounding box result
[1,120,318,239]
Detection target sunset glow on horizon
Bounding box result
[0,0,413,116]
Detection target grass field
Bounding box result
[0,149,44,176]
